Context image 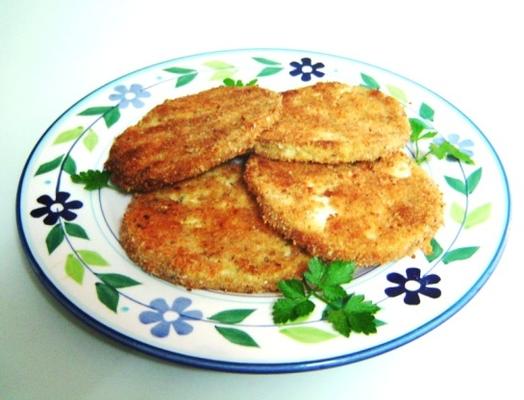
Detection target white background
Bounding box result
[1,1,523,399]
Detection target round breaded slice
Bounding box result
[105,85,282,192]
[245,153,443,266]
[120,162,309,293]
[254,82,410,163]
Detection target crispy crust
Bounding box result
[105,86,282,192]
[254,82,410,163]
[244,153,444,266]
[120,162,309,293]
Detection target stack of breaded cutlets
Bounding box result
[105,82,443,293]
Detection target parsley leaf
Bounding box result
[324,294,380,336]
[222,78,258,87]
[272,257,381,338]
[343,294,380,334]
[321,260,356,287]
[303,257,326,286]
[273,298,315,324]
[344,294,380,315]
[277,279,306,300]
[71,169,115,191]
[321,285,347,303]
[326,309,351,337]
[419,131,438,140]
[409,109,475,165]
[304,257,355,289]
[409,118,427,142]
[273,279,315,323]
[429,140,474,164]
[345,311,377,335]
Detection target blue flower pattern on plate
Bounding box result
[385,268,441,305]
[289,57,325,81]
[109,84,151,108]
[30,191,83,225]
[434,133,474,160]
[139,297,203,338]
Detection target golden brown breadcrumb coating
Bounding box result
[105,86,282,192]
[120,162,309,293]
[244,153,443,266]
[254,82,410,163]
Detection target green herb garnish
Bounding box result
[71,169,117,191]
[273,257,381,337]
[222,78,258,87]
[409,117,474,165]
[427,140,474,164]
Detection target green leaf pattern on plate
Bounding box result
[46,224,65,254]
[209,309,256,324]
[63,155,77,175]
[360,73,380,89]
[257,66,283,77]
[442,247,480,264]
[464,203,492,229]
[53,126,84,145]
[65,254,84,284]
[280,327,337,343]
[78,106,121,128]
[208,309,259,347]
[51,126,97,152]
[35,155,64,176]
[425,238,444,263]
[164,66,198,88]
[450,202,466,224]
[385,84,408,104]
[419,102,435,121]
[82,129,99,152]
[444,176,466,194]
[96,282,120,312]
[253,57,284,77]
[77,250,109,266]
[64,222,89,239]
[97,273,141,288]
[214,326,259,348]
[204,60,237,81]
[439,165,487,263]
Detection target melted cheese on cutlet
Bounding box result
[307,195,337,231]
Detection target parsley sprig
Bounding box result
[273,258,381,337]
[71,169,119,191]
[409,118,474,165]
[223,78,258,87]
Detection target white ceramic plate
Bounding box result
[17,49,510,373]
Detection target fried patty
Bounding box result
[245,153,443,266]
[105,86,282,192]
[254,82,410,163]
[120,162,309,293]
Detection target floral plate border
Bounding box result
[16,49,511,373]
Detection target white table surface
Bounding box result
[2,1,523,399]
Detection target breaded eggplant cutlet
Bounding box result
[105,86,282,192]
[120,162,309,293]
[245,153,443,266]
[254,82,410,163]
